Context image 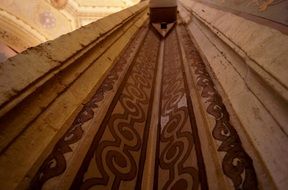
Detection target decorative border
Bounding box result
[30,26,147,189]
[178,24,258,189]
[156,29,201,189]
[71,29,160,189]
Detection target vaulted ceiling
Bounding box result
[0,0,140,53]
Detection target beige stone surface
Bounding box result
[179,0,288,104]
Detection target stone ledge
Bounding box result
[0,1,148,118]
[0,3,148,190]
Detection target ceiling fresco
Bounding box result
[0,0,140,53]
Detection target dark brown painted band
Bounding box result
[150,6,177,23]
